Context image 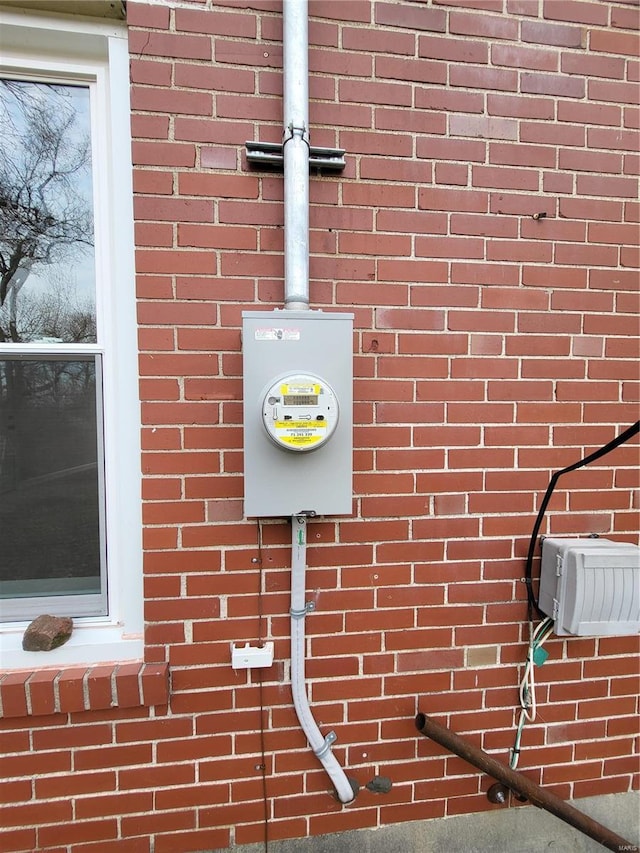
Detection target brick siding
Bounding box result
[1,1,638,851]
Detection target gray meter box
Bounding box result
[538,537,640,636]
[242,310,353,517]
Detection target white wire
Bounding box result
[520,618,553,720]
[511,617,554,769]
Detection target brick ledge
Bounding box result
[0,661,169,718]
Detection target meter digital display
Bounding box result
[283,394,317,406]
[262,372,339,452]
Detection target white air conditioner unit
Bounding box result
[538,537,640,637]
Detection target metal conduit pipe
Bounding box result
[415,713,637,853]
[291,517,357,804]
[281,1,355,804]
[283,0,310,311]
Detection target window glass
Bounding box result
[0,74,106,621]
[0,78,96,345]
[0,355,105,603]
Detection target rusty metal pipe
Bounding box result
[415,712,638,853]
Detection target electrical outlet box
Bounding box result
[242,310,353,518]
[539,537,640,637]
[231,642,274,669]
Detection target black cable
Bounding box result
[257,674,269,853]
[524,421,640,621]
[256,520,269,853]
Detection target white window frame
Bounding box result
[0,9,142,667]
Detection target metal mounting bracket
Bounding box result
[314,730,337,759]
[245,140,346,173]
[290,600,316,619]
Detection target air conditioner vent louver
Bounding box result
[538,538,640,637]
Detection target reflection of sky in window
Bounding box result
[0,80,96,343]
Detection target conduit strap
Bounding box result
[283,121,309,146]
[314,730,337,760]
[289,601,315,619]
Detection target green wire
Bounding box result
[510,616,554,769]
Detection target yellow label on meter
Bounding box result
[280,383,321,396]
[274,421,326,430]
[274,420,327,448]
[280,433,325,447]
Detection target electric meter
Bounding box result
[262,372,339,452]
[242,309,353,517]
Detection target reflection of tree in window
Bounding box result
[0,79,95,344]
[0,80,103,601]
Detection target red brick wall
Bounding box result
[2,1,639,851]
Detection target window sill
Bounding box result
[0,660,169,718]
[0,621,144,669]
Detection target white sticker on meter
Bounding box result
[255,327,300,341]
[262,372,339,452]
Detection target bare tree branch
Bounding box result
[0,79,94,325]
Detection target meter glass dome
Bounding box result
[262,372,339,452]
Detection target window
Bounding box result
[1,77,105,616]
[0,9,142,665]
